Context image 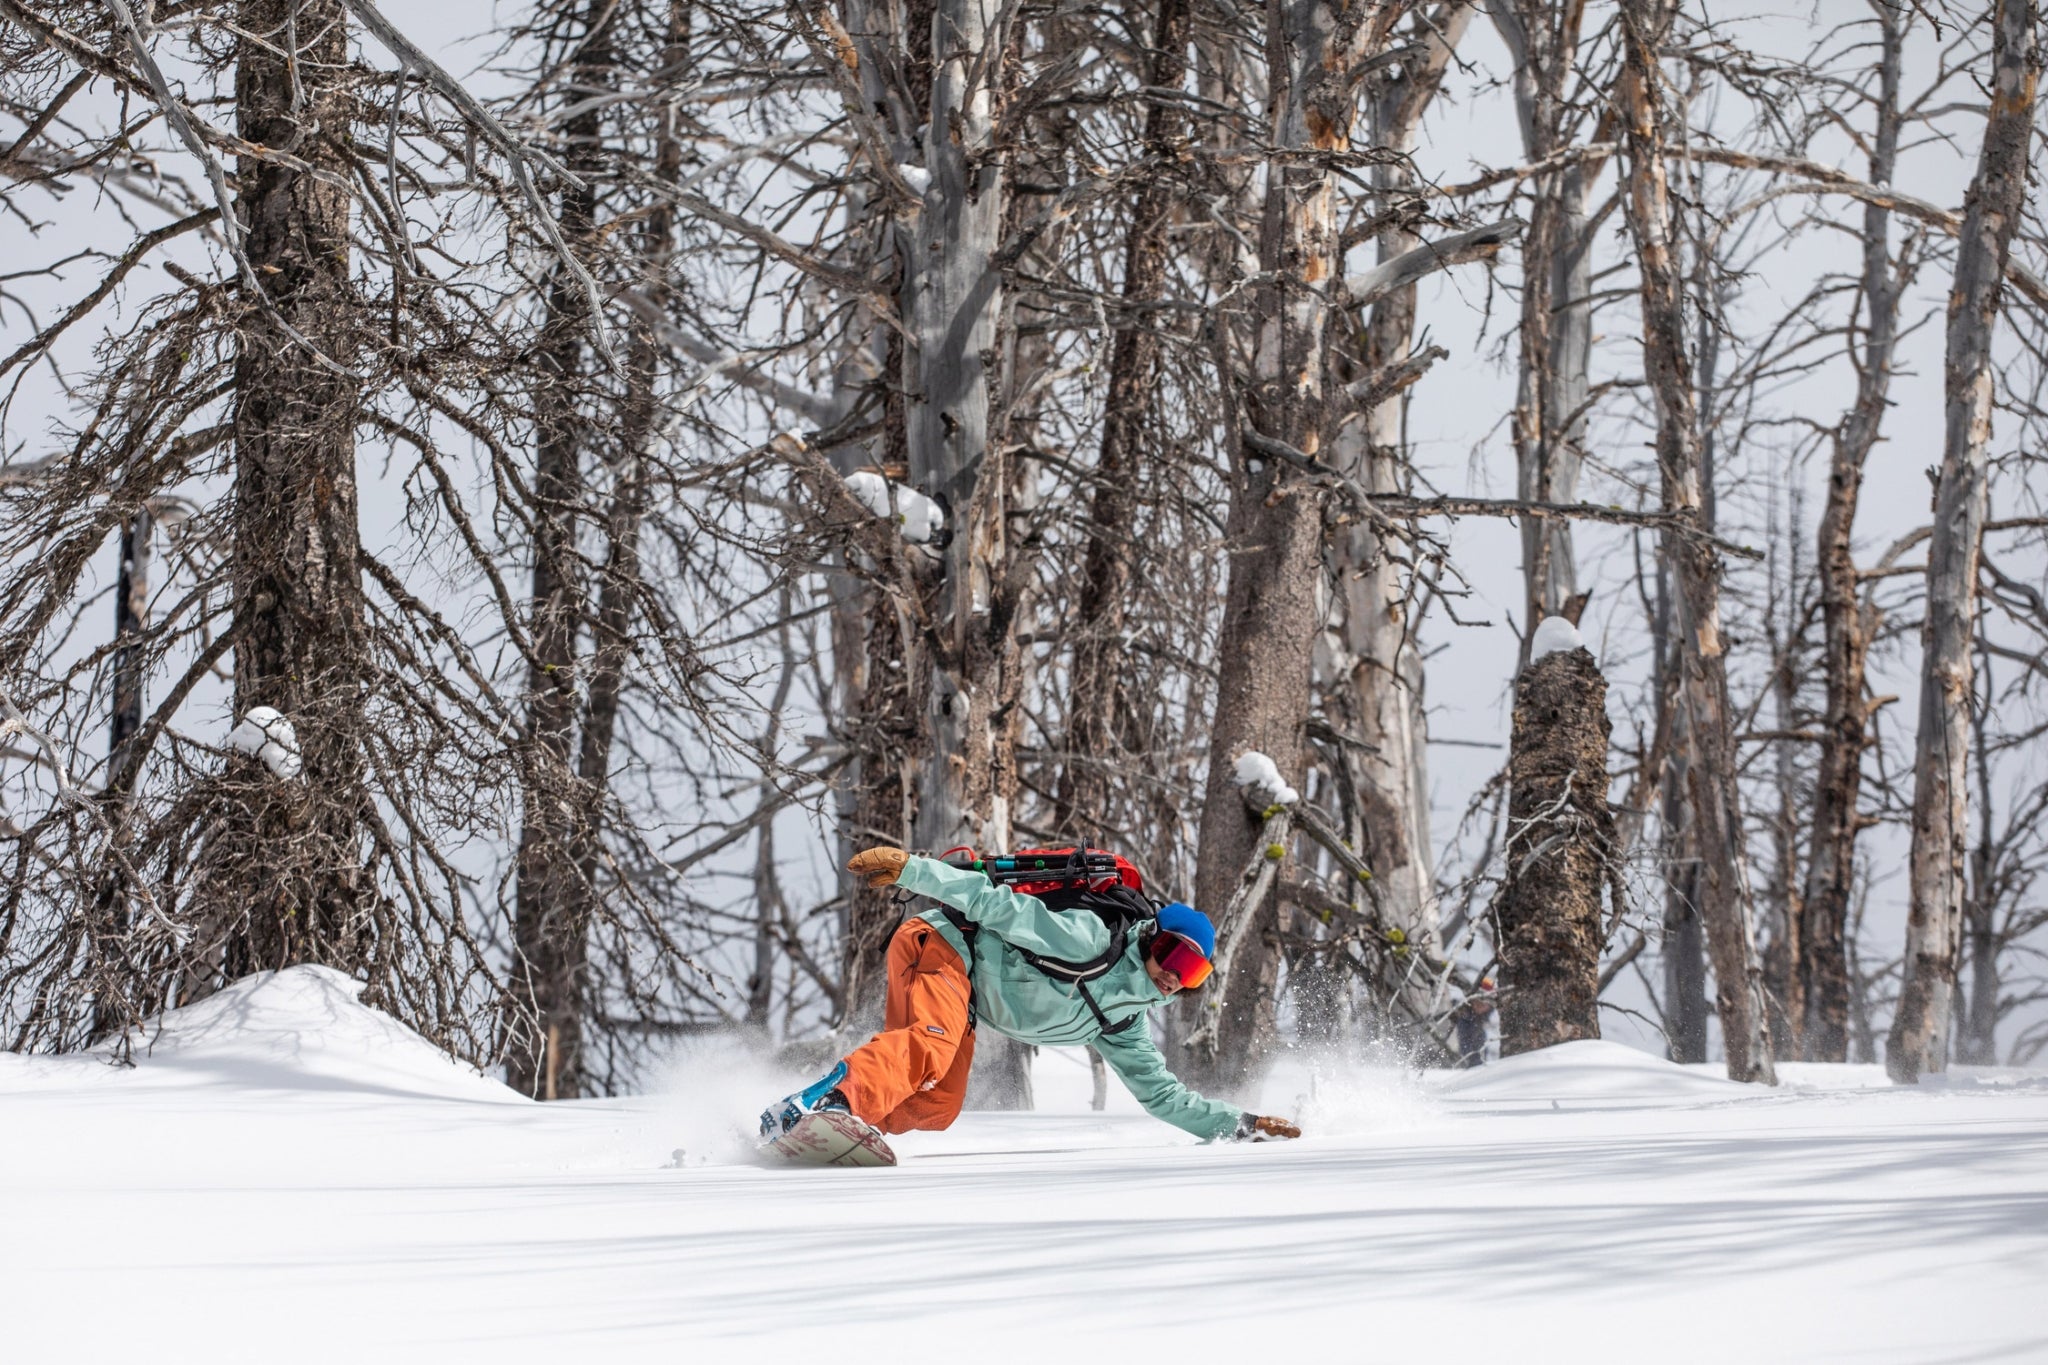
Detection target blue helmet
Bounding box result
[1155,901,1215,959]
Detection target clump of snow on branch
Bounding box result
[844,470,946,544]
[842,469,889,516]
[1232,750,1299,807]
[1528,615,1585,664]
[227,706,303,779]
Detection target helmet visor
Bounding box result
[1148,929,1213,989]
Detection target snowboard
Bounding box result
[760,1109,898,1167]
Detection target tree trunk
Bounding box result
[109,509,150,770]
[1322,3,1469,1038]
[1799,1,1904,1063]
[218,0,373,977]
[823,0,926,1031]
[746,633,798,1033]
[508,0,614,1101]
[1492,1,1597,640]
[1652,512,1710,1062]
[91,506,152,1037]
[1958,636,1999,1065]
[1495,644,1613,1053]
[1765,607,1804,1058]
[1618,0,1774,1082]
[1052,0,1191,837]
[907,0,1012,859]
[1662,848,1711,1062]
[1890,0,2038,1082]
[898,0,1036,1108]
[1185,0,1395,1092]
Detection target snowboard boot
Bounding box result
[759,1061,854,1138]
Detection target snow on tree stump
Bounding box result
[1496,625,1615,1055]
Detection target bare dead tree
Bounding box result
[9,0,2046,1105]
[1891,0,2040,1082]
[1182,0,1404,1091]
[1618,0,1775,1083]
[1316,1,1474,1042]
[1490,0,1610,642]
[1051,0,1192,839]
[1799,0,1912,1064]
[0,1,732,1064]
[1495,642,1615,1052]
[507,0,617,1101]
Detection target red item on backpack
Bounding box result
[941,846,1142,899]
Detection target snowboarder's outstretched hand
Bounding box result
[849,846,910,888]
[1237,1113,1302,1141]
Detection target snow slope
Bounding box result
[3,969,2044,1364]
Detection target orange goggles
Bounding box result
[1149,929,1213,989]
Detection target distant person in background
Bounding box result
[1454,977,1496,1068]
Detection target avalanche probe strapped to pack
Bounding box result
[920,846,1164,1035]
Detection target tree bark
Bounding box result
[508,0,614,1101]
[1491,0,1598,641]
[1495,645,1613,1053]
[1052,0,1192,837]
[1958,635,1999,1065]
[828,0,932,1032]
[218,0,374,977]
[1618,0,1774,1082]
[1889,0,2038,1082]
[906,0,1012,862]
[109,509,150,771]
[1185,0,1399,1091]
[1321,3,1469,1039]
[1799,1,1904,1063]
[1655,565,1710,1061]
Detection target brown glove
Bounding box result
[1238,1113,1302,1141]
[848,846,910,888]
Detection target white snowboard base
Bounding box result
[760,1109,898,1167]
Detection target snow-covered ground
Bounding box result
[4,968,2043,1363]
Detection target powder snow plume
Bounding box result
[642,1032,817,1166]
[1254,1044,1439,1139]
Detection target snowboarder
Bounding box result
[1453,977,1496,1068]
[760,846,1303,1150]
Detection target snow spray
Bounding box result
[644,1032,823,1166]
[1252,1039,1439,1139]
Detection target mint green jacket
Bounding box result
[897,856,1243,1141]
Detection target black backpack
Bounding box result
[925,848,1161,1036]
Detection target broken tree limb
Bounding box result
[1233,771,1457,987]
[1238,437,1770,561]
[1339,218,1525,309]
[1342,344,1450,410]
[1432,138,2048,312]
[1369,494,1767,561]
[1181,793,1293,1062]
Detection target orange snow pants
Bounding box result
[838,920,975,1135]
